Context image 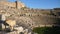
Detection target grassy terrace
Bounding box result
[33,27,60,34]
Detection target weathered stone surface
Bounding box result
[0,14,6,21]
[0,1,60,34]
[0,1,25,9]
[14,26,24,32]
[6,20,16,26]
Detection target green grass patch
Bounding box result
[33,27,60,34]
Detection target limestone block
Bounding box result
[24,29,28,34]
[2,24,5,30]
[0,14,6,21]
[28,32,31,34]
[6,20,16,26]
[14,26,24,32]
[5,20,16,31]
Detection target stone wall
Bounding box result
[53,8,60,16]
[30,15,60,28]
[0,2,60,28]
[0,1,25,9]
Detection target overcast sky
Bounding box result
[8,0,60,9]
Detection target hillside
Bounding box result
[0,1,60,28]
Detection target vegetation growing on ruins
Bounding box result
[0,0,60,34]
[33,27,60,34]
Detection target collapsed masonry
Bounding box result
[0,14,16,31]
[0,1,60,34]
[0,1,25,9]
[0,15,34,34]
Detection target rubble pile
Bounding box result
[0,1,60,34]
[0,1,36,34]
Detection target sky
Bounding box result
[8,0,60,9]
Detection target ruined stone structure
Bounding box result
[0,14,16,31]
[0,1,25,9]
[0,1,60,34]
[5,19,16,31]
[53,8,60,16]
[0,14,6,30]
